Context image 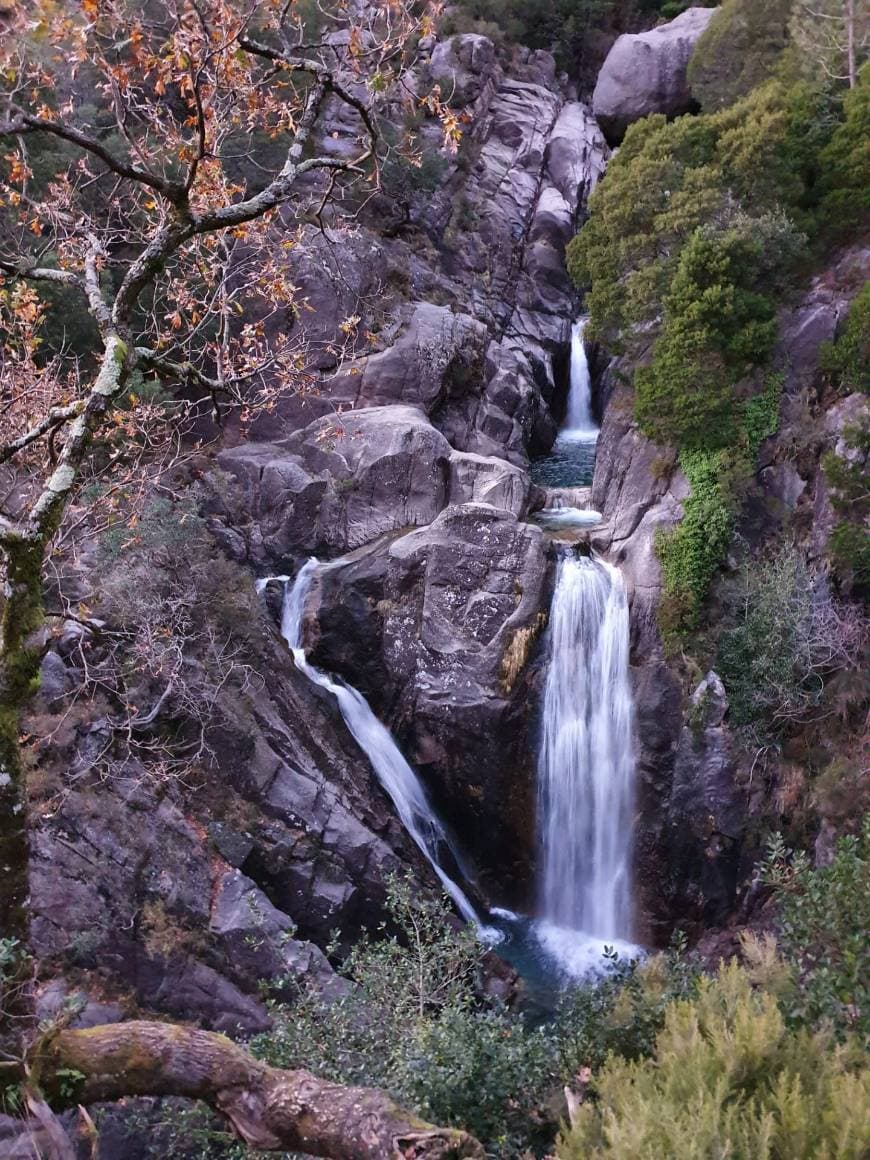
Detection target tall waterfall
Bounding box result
[562,318,597,440]
[537,554,636,961]
[276,559,480,926]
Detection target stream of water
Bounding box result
[272,560,482,927]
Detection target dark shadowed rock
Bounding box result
[669,673,744,927]
[380,504,550,905]
[592,7,716,142]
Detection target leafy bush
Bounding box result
[718,548,838,734]
[251,879,700,1157]
[567,83,810,352]
[656,448,740,636]
[821,282,870,395]
[634,227,779,448]
[761,819,870,1040]
[688,0,794,112]
[557,959,869,1159]
[816,64,870,235]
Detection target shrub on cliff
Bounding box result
[567,82,811,353]
[633,226,780,448]
[717,546,865,736]
[761,819,870,1040]
[688,0,794,112]
[557,959,869,1159]
[813,64,870,236]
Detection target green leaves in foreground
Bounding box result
[557,958,869,1160]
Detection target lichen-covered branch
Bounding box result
[32,1021,485,1159]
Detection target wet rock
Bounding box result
[592,7,716,142]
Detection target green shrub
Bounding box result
[821,283,870,395]
[656,447,740,637]
[557,960,869,1159]
[634,228,779,448]
[251,880,700,1157]
[761,819,870,1040]
[251,880,559,1157]
[717,547,822,733]
[688,0,794,112]
[816,63,870,236]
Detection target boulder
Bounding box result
[215,405,454,561]
[380,504,550,905]
[428,33,498,107]
[214,405,532,564]
[592,7,716,142]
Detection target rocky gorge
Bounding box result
[3,1,868,1154]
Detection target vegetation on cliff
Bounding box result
[568,21,869,638]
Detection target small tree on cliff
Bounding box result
[0,2,480,1152]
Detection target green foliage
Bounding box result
[743,372,784,459]
[688,0,794,112]
[761,820,870,1040]
[821,283,870,395]
[816,64,870,235]
[718,548,823,734]
[251,879,700,1158]
[656,448,740,637]
[634,228,779,448]
[252,880,556,1156]
[567,83,810,350]
[557,959,869,1159]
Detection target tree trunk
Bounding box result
[0,538,46,947]
[31,1021,485,1158]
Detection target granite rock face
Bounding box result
[309,503,551,906]
[592,7,716,142]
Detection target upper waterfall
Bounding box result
[536,554,638,969]
[562,318,597,440]
[530,317,600,490]
[276,560,481,927]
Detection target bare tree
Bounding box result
[0,0,444,938]
[0,1,484,1149]
[790,0,869,88]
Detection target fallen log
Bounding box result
[30,1020,484,1158]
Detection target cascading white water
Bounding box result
[535,554,638,974]
[273,559,480,927]
[561,318,598,441]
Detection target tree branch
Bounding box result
[0,258,83,291]
[0,112,186,203]
[32,1021,484,1159]
[0,402,85,466]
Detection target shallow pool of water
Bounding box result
[530,433,598,489]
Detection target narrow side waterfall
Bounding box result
[275,560,481,926]
[536,554,638,974]
[562,318,597,440]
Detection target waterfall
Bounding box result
[535,554,638,974]
[272,560,481,927]
[562,318,598,441]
